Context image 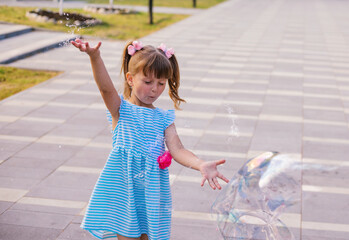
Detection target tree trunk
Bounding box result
[193,0,196,8]
[149,0,153,24]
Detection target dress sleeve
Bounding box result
[164,109,175,130]
[106,94,125,132]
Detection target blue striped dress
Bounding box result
[81,95,175,240]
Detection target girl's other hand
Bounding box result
[71,38,101,58]
[199,159,229,190]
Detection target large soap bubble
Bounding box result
[211,152,301,240]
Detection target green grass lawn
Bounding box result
[86,0,226,9]
[0,66,61,101]
[0,6,188,40]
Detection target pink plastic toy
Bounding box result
[157,151,172,169]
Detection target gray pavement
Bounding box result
[1,0,349,239]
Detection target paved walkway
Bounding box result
[1,0,349,239]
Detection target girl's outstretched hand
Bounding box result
[71,38,102,58]
[199,159,229,190]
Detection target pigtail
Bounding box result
[121,40,134,99]
[168,54,186,110]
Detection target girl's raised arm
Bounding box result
[71,39,121,119]
[165,123,229,190]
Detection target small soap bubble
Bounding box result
[224,104,240,138]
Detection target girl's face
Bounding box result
[127,71,167,108]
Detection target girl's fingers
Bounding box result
[201,177,206,187]
[208,179,216,190]
[218,173,230,183]
[72,39,101,51]
[96,41,102,49]
[75,38,83,44]
[213,177,221,190]
[71,41,86,52]
[71,41,80,47]
[79,44,86,52]
[216,159,226,166]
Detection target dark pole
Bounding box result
[193,0,196,8]
[149,0,153,24]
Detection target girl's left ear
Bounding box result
[126,72,134,87]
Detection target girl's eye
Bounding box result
[145,81,151,84]
[159,83,165,86]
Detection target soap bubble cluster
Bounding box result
[224,104,240,138]
[211,152,301,240]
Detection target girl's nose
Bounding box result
[151,85,157,92]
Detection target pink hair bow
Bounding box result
[157,151,172,169]
[158,43,174,59]
[127,41,143,56]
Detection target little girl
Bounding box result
[72,39,229,240]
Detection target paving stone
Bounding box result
[0,150,16,162]
[0,223,61,240]
[72,214,84,224]
[26,185,93,202]
[0,201,13,215]
[303,141,349,161]
[264,94,303,106]
[262,104,302,116]
[57,223,96,240]
[302,164,349,188]
[26,104,82,119]
[179,102,219,113]
[302,229,349,240]
[302,192,349,224]
[269,76,303,90]
[0,165,52,180]
[64,154,109,169]
[304,109,347,122]
[175,135,199,150]
[3,120,60,136]
[198,134,251,153]
[48,123,105,139]
[250,121,302,153]
[1,156,66,170]
[14,142,82,161]
[0,125,46,138]
[36,170,99,190]
[0,209,74,229]
[0,176,40,189]
[194,80,233,89]
[188,90,228,100]
[171,181,219,213]
[216,104,262,116]
[303,123,349,140]
[225,92,266,102]
[10,202,83,215]
[171,217,222,240]
[304,96,344,107]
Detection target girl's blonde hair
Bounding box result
[121,40,185,109]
